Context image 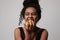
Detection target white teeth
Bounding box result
[28,19,33,22]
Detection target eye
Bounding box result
[31,12,37,16]
[32,13,37,15]
[25,12,29,16]
[25,12,37,16]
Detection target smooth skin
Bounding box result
[14,7,48,40]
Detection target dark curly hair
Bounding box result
[18,0,41,25]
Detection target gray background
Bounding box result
[0,0,60,40]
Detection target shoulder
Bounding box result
[14,27,20,37]
[14,27,20,33]
[36,27,48,34]
[37,27,48,34]
[40,28,48,40]
[40,28,48,34]
[14,27,22,40]
[36,27,48,40]
[41,29,48,36]
[14,27,23,34]
[14,27,23,37]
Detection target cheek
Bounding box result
[24,15,28,20]
[33,16,38,21]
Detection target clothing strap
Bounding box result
[19,27,44,40]
[36,29,45,40]
[18,27,25,40]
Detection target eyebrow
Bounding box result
[25,12,37,14]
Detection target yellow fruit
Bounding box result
[25,21,30,27]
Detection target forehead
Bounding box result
[25,7,37,12]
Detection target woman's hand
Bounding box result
[24,20,35,29]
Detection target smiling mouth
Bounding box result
[27,18,34,21]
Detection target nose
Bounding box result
[28,14,33,20]
[29,14,32,18]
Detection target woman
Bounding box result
[14,0,48,40]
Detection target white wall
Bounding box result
[0,0,60,40]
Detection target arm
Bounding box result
[14,28,22,40]
[40,29,48,40]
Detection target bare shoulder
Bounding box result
[42,29,48,35]
[14,27,22,40]
[40,28,48,40]
[14,27,20,34]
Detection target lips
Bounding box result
[27,18,34,21]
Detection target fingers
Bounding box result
[24,20,35,28]
[24,21,30,27]
[29,20,34,27]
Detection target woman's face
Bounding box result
[24,7,38,25]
